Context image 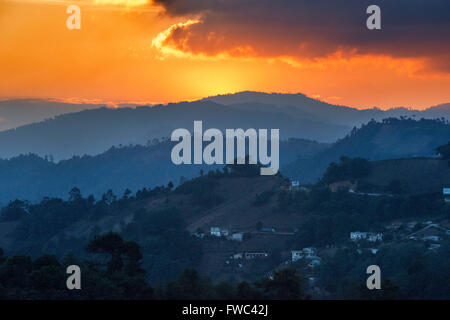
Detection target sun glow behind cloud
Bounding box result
[0,0,449,109]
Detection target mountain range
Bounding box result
[0,117,448,205]
[0,92,448,160]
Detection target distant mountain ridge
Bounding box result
[201,91,450,126]
[283,118,450,183]
[0,138,326,206]
[0,92,448,160]
[0,99,101,131]
[0,100,348,160]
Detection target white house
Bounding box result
[230,253,243,260]
[308,256,321,268]
[429,244,441,250]
[350,232,368,241]
[444,188,450,203]
[368,233,383,242]
[291,250,303,262]
[245,252,269,259]
[350,231,383,242]
[291,180,300,187]
[210,227,229,237]
[230,233,244,242]
[350,232,383,242]
[210,227,221,237]
[303,247,316,256]
[291,248,317,262]
[422,235,440,242]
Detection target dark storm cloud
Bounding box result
[154,0,450,71]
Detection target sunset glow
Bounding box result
[0,0,449,109]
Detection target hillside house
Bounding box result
[350,232,383,242]
[308,256,321,268]
[291,250,303,262]
[193,232,205,239]
[291,248,317,262]
[210,227,229,237]
[357,248,379,255]
[290,180,300,190]
[230,233,244,242]
[230,253,243,260]
[444,188,450,203]
[244,252,269,259]
[368,233,383,242]
[422,235,441,242]
[350,232,367,240]
[429,244,441,250]
[410,224,448,241]
[281,180,305,192]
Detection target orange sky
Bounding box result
[0,0,449,109]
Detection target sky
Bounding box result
[0,0,449,109]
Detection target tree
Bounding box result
[436,142,450,159]
[0,200,28,222]
[0,248,5,265]
[256,221,263,231]
[86,232,145,277]
[256,268,303,299]
[323,157,371,184]
[101,189,116,205]
[122,188,132,200]
[385,179,403,194]
[69,187,82,202]
[86,232,126,273]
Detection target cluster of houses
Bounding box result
[209,227,244,242]
[291,248,321,267]
[384,219,450,251]
[406,222,450,250]
[350,231,383,242]
[229,252,270,260]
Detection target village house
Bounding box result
[308,256,321,268]
[350,232,367,240]
[210,227,229,237]
[230,233,244,242]
[280,180,307,192]
[358,248,379,255]
[444,188,450,203]
[408,223,449,242]
[230,253,243,260]
[244,252,269,259]
[291,250,303,262]
[368,233,383,242]
[422,235,441,242]
[428,243,441,251]
[192,232,205,239]
[350,231,383,242]
[291,248,318,262]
